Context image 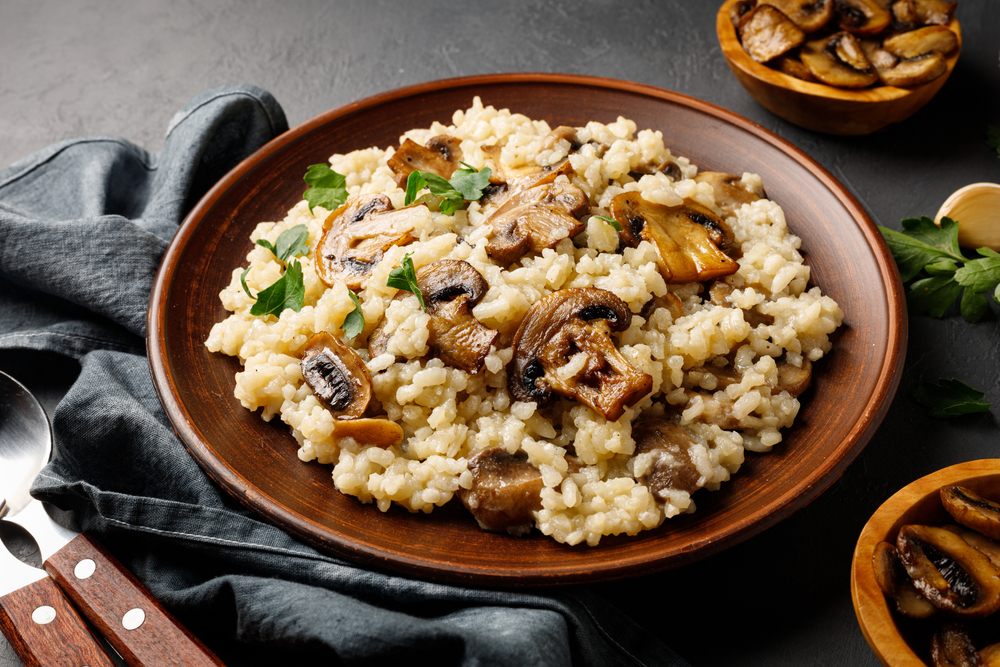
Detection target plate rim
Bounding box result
[147,72,907,584]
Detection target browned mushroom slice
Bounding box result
[330,418,404,448]
[508,288,652,421]
[800,32,879,88]
[316,194,417,290]
[872,541,937,618]
[387,134,463,188]
[777,359,812,396]
[485,182,588,263]
[680,390,743,429]
[883,25,958,58]
[640,292,685,322]
[738,4,807,63]
[897,524,1000,617]
[835,0,892,34]
[481,144,576,196]
[301,332,373,418]
[760,0,834,32]
[417,259,499,374]
[610,192,738,284]
[943,524,1000,569]
[632,418,704,503]
[694,171,765,219]
[542,126,582,151]
[877,51,948,86]
[891,0,956,29]
[456,447,543,535]
[930,622,980,667]
[980,642,1000,667]
[731,0,758,29]
[774,54,819,81]
[709,281,773,326]
[942,486,1000,541]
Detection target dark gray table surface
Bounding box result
[1,1,998,665]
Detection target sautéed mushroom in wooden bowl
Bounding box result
[717,0,962,135]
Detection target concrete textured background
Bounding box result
[1,1,999,665]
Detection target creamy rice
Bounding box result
[205,97,844,546]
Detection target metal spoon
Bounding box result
[0,370,224,667]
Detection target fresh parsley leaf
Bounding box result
[594,215,623,232]
[256,224,310,262]
[249,260,305,317]
[913,378,991,419]
[303,164,348,214]
[403,165,491,215]
[240,265,254,300]
[960,288,990,323]
[386,253,426,312]
[988,125,1000,158]
[342,291,365,339]
[450,163,492,201]
[878,217,964,282]
[955,247,1000,293]
[906,275,963,318]
[923,258,958,276]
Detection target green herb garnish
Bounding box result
[250,259,305,317]
[594,215,623,232]
[987,125,1000,158]
[879,216,1000,322]
[241,224,312,317]
[404,163,492,215]
[386,253,426,312]
[913,378,991,419]
[303,164,348,214]
[342,291,365,339]
[256,224,310,262]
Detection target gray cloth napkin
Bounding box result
[0,85,688,667]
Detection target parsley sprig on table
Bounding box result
[913,379,991,419]
[386,253,426,312]
[878,216,1000,323]
[241,224,311,317]
[404,163,492,215]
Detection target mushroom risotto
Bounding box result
[205,98,844,546]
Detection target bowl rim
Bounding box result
[716,0,963,102]
[851,459,1000,666]
[147,72,908,584]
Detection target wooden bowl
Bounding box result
[851,459,1000,666]
[148,73,907,586]
[717,0,962,135]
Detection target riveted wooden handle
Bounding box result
[43,533,224,667]
[0,575,116,667]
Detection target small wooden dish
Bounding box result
[717,0,962,135]
[851,459,1000,666]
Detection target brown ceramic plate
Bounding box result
[147,73,905,586]
[852,460,1000,666]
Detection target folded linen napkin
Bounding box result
[0,85,688,667]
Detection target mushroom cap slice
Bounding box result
[301,332,373,418]
[418,259,499,374]
[485,181,588,263]
[481,144,576,195]
[883,24,958,59]
[330,418,404,448]
[800,32,879,88]
[876,51,947,86]
[730,0,758,30]
[456,446,543,536]
[316,194,417,290]
[738,4,807,63]
[942,486,1000,541]
[774,54,819,82]
[609,193,738,284]
[897,524,1000,617]
[368,259,498,374]
[387,134,463,188]
[930,622,980,667]
[632,419,705,503]
[942,524,1000,569]
[760,0,834,32]
[891,0,957,29]
[777,359,812,397]
[693,171,765,219]
[872,541,937,619]
[835,0,892,35]
[508,288,652,421]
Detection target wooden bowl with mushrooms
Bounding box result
[852,459,1000,666]
[717,0,962,135]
